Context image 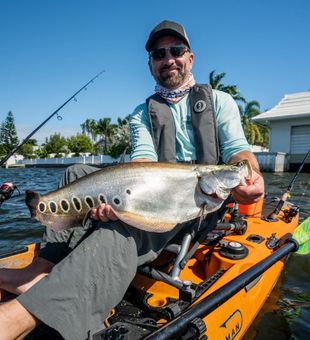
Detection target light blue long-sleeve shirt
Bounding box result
[129,89,250,164]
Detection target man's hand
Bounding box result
[229,150,264,205]
[232,169,264,204]
[91,204,118,222]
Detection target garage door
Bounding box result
[290,125,310,153]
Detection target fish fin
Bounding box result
[25,190,40,218]
[82,209,92,227]
[197,203,208,231]
[117,210,176,233]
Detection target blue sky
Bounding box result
[1,0,309,144]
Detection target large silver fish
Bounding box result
[25,161,251,233]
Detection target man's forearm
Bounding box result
[131,158,154,162]
[0,257,54,296]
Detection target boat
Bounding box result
[0,198,300,339]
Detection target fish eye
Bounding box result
[72,197,82,212]
[85,196,95,208]
[60,199,70,213]
[98,194,107,204]
[39,202,46,213]
[49,201,57,214]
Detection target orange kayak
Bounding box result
[0,199,299,339]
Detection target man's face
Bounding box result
[148,36,194,89]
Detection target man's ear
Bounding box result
[148,59,153,74]
[189,52,194,69]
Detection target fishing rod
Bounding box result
[0,69,105,168]
[268,148,310,221]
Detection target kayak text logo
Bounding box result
[220,309,243,340]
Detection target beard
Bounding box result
[157,67,187,89]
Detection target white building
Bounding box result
[253,91,310,166]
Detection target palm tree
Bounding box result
[117,117,128,128]
[81,119,98,142]
[239,100,265,145]
[108,116,132,159]
[95,118,117,154]
[239,100,261,125]
[209,70,246,103]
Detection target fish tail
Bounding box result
[25,190,40,218]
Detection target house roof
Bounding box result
[253,91,310,123]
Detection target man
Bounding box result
[0,20,264,339]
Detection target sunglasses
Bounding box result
[149,45,190,61]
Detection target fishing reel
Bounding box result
[0,182,19,207]
[283,206,299,223]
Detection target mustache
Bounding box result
[160,65,181,72]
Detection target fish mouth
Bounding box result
[234,160,252,183]
[25,189,40,218]
[197,185,225,206]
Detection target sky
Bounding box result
[1,0,309,144]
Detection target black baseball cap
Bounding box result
[145,20,191,52]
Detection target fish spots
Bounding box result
[60,199,70,213]
[126,189,131,195]
[72,197,82,212]
[38,202,47,213]
[85,196,95,208]
[98,194,107,204]
[40,194,106,216]
[113,196,121,206]
[49,201,57,214]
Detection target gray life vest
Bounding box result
[146,84,219,164]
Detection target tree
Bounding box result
[67,133,93,156]
[209,70,246,103]
[81,119,98,142]
[239,100,269,147]
[0,123,5,156]
[42,133,67,157]
[35,148,49,159]
[25,138,37,146]
[17,139,38,159]
[0,111,19,155]
[19,143,34,159]
[95,118,117,154]
[109,116,131,159]
[117,117,128,128]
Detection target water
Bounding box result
[0,168,309,338]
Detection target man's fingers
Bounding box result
[90,208,98,220]
[90,204,118,222]
[105,205,118,221]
